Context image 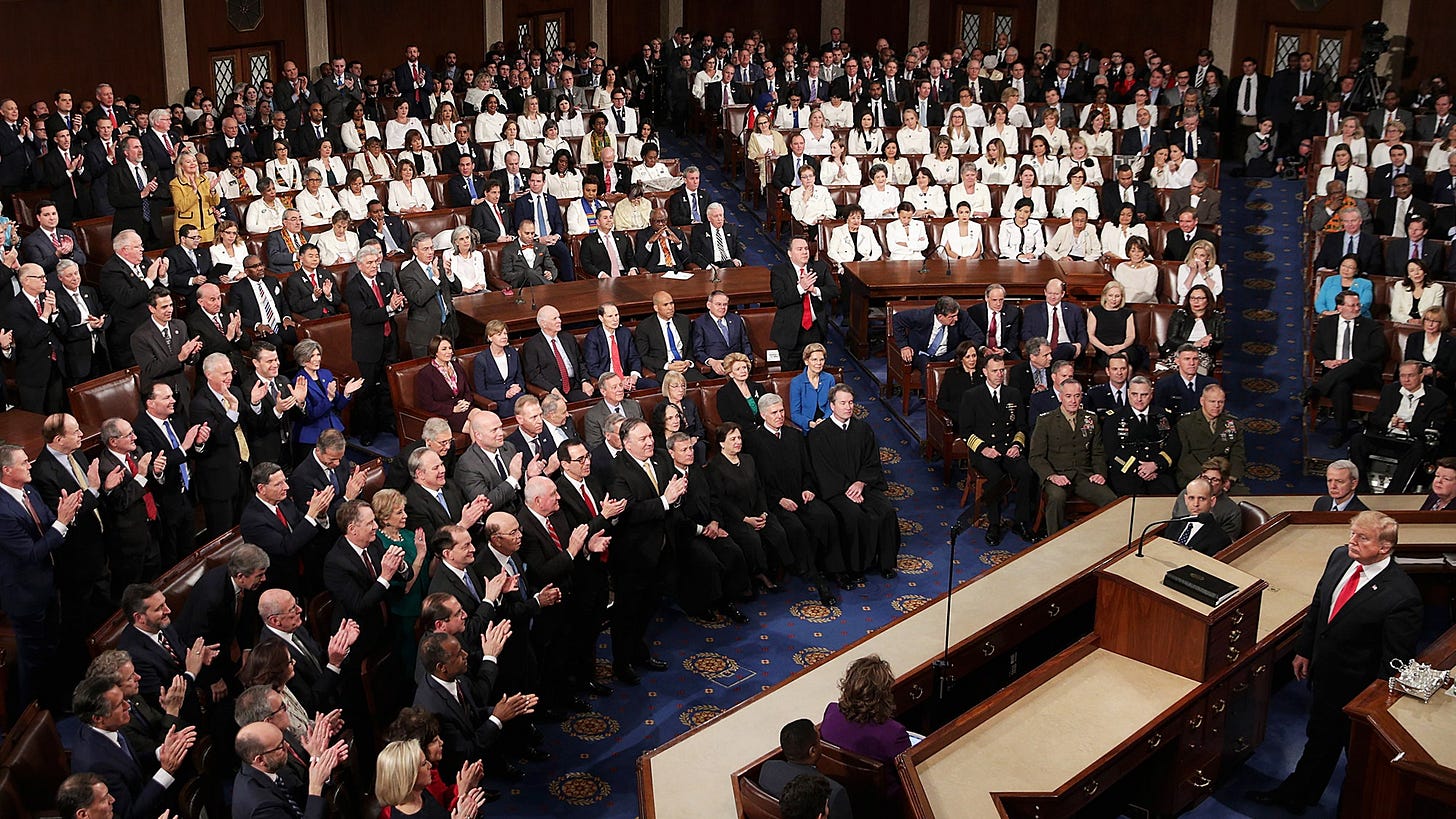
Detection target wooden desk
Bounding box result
[639,496,1342,818]
[452,268,774,336]
[0,410,100,459]
[1343,614,1456,818]
[839,259,1108,357]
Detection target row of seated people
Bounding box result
[1311,139,1456,203]
[1310,124,1456,172]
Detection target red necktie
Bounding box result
[580,484,597,517]
[275,506,291,530]
[107,108,118,127]
[545,520,563,552]
[608,332,624,376]
[1049,306,1060,344]
[799,268,813,330]
[1328,565,1363,622]
[19,489,43,533]
[988,311,998,345]
[213,313,224,333]
[1412,243,1420,260]
[370,278,392,336]
[551,337,571,391]
[125,454,158,520]
[359,548,377,578]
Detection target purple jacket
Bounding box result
[820,701,911,764]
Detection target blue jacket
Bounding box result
[789,370,837,431]
[295,368,350,444]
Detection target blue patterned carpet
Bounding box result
[368,140,1332,816]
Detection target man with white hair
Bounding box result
[139,108,180,184]
[1314,460,1367,511]
[190,352,263,536]
[522,305,595,400]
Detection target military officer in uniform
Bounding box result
[1029,378,1118,534]
[1175,384,1248,490]
[958,354,1036,545]
[1104,375,1180,496]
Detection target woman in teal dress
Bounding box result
[372,489,430,675]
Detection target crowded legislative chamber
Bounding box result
[8,2,1456,819]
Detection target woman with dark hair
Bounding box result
[655,371,707,462]
[381,708,489,815]
[1100,203,1149,262]
[414,335,475,431]
[820,655,911,764]
[239,640,310,733]
[1314,254,1373,317]
[1391,259,1445,324]
[935,342,982,431]
[1161,284,1225,374]
[708,422,793,594]
[545,147,584,199]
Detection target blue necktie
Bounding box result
[462,570,479,601]
[536,195,547,236]
[435,489,450,512]
[435,279,448,325]
[161,420,190,490]
[927,324,945,357]
[115,731,136,763]
[466,176,476,199]
[665,321,681,360]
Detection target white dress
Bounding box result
[818,158,862,187]
[384,118,424,150]
[938,223,982,259]
[1151,160,1196,189]
[801,128,835,156]
[209,241,248,278]
[1059,156,1104,186]
[980,124,1019,156]
[545,170,584,200]
[446,249,489,291]
[265,158,303,192]
[921,157,959,184]
[820,102,855,128]
[1113,262,1160,303]
[294,188,343,227]
[1322,136,1370,166]
[473,112,507,142]
[491,139,529,169]
[352,151,394,183]
[516,114,548,140]
[387,178,434,213]
[535,137,571,167]
[1175,264,1224,301]
[826,224,884,263]
[790,187,837,225]
[245,198,287,234]
[429,122,456,146]
[999,187,1048,219]
[998,219,1045,259]
[1369,141,1413,167]
[1099,224,1150,260]
[1028,156,1064,186]
[896,125,932,155]
[903,185,947,217]
[857,184,902,218]
[974,157,1015,185]
[314,230,361,264]
[1051,185,1099,220]
[337,187,378,220]
[1083,131,1114,156]
[884,219,930,260]
[554,113,586,138]
[881,157,913,186]
[848,129,884,156]
[1031,126,1070,156]
[941,127,979,154]
[339,120,380,152]
[947,184,993,216]
[307,156,349,186]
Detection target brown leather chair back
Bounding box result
[1148,303,1177,360]
[68,367,142,436]
[72,217,116,269]
[402,209,457,241]
[1237,501,1269,538]
[981,218,1002,257]
[0,702,69,813]
[359,457,387,501]
[298,313,405,380]
[734,773,784,819]
[816,740,894,818]
[739,307,780,369]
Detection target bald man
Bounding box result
[521,305,594,400]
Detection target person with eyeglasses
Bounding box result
[233,718,346,819]
[70,675,197,819]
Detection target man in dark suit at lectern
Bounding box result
[1248,511,1421,813]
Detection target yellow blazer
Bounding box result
[170,174,222,241]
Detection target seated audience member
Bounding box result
[1385,219,1445,277]
[998,197,1046,261]
[634,208,690,273]
[1087,281,1144,372]
[1315,207,1382,274]
[1315,144,1369,200]
[522,305,595,401]
[819,655,911,765]
[789,165,836,229]
[1422,458,1456,509]
[1102,205,1151,265]
[715,355,769,428]
[1167,478,1233,555]
[884,202,929,261]
[1304,290,1388,446]
[935,342,982,431]
[1314,460,1369,512]
[1374,174,1434,237]
[892,295,972,377]
[1154,344,1218,417]
[1175,240,1222,303]
[499,219,558,288]
[779,775,833,819]
[415,335,475,432]
[1172,456,1245,539]
[1045,208,1102,261]
[1021,278,1086,362]
[693,290,755,377]
[1162,208,1218,262]
[314,210,361,265]
[1161,285,1225,375]
[1314,255,1373,317]
[636,289,702,383]
[827,206,884,265]
[1176,385,1248,490]
[1029,377,1117,533]
[790,343,837,431]
[959,353,1037,544]
[1347,361,1449,494]
[1406,307,1456,393]
[757,719,854,819]
[690,203,747,271]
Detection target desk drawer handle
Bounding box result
[1231,609,1245,625]
[1227,629,1242,643]
[1211,699,1226,714]
[1226,647,1241,662]
[982,642,996,656]
[1188,714,1204,730]
[1191,772,1213,790]
[1047,602,1061,618]
[1147,732,1163,749]
[909,684,924,701]
[1253,664,1268,677]
[1232,681,1250,693]
[1083,779,1099,796]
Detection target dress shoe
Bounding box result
[985,520,1004,547]
[490,763,525,782]
[519,746,553,763]
[359,433,377,447]
[1300,388,1318,407]
[722,604,751,624]
[880,568,898,580]
[817,584,839,607]
[853,573,868,588]
[583,681,613,697]
[566,697,592,712]
[635,656,669,671]
[1012,522,1039,543]
[836,574,855,591]
[613,667,641,686]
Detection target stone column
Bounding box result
[305,0,330,70]
[160,0,189,101]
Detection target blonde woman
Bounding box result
[941,107,979,155]
[1030,107,1070,156]
[974,138,1015,185]
[921,136,959,185]
[1087,280,1144,370]
[896,108,932,155]
[1060,137,1104,185]
[373,739,486,819]
[1321,115,1369,165]
[429,101,459,146]
[747,114,789,192]
[170,151,222,241]
[1176,239,1222,301]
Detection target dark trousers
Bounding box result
[1312,362,1379,430]
[5,602,56,713]
[1349,431,1429,493]
[610,566,658,670]
[672,534,749,614]
[1049,341,1081,362]
[969,450,1038,525]
[1107,466,1180,497]
[768,498,842,576]
[17,372,66,414]
[353,352,398,439]
[1278,691,1352,805]
[781,327,827,372]
[547,242,575,281]
[824,490,900,572]
[564,566,609,685]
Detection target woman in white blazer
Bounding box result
[884,203,930,261]
[827,206,885,265]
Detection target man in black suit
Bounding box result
[475,511,560,702]
[413,629,536,779]
[1100,369,1180,490]
[321,499,412,660]
[241,341,302,468]
[185,283,247,373]
[1314,207,1384,274]
[439,123,487,175]
[1347,361,1449,494]
[667,167,714,227]
[1431,154,1456,206]
[521,304,596,400]
[771,238,839,371]
[205,116,257,166]
[634,289,702,383]
[174,544,270,694]
[21,202,87,274]
[131,286,201,416]
[692,290,755,377]
[233,721,342,819]
[1314,460,1370,512]
[114,582,221,710]
[770,134,818,206]
[963,285,1022,360]
[344,246,406,445]
[1101,165,1163,225]
[512,169,575,280]
[470,179,516,244]
[257,588,357,709]
[1382,215,1445,272]
[607,419,686,684]
[190,352,261,537]
[857,81,901,127]
[70,676,194,819]
[1154,346,1218,417]
[33,414,116,657]
[109,135,166,249]
[95,420,166,596]
[426,526,505,659]
[403,446,488,543]
[3,263,66,413]
[228,255,298,349]
[284,246,343,321]
[1305,291,1389,446]
[133,382,202,565]
[163,225,216,306]
[292,103,336,159]
[585,145,633,196]
[1368,144,1418,200]
[395,45,434,118]
[1168,479,1232,555]
[958,355,1036,545]
[906,80,945,126]
[690,203,747,271]
[446,154,490,209]
[553,440,622,693]
[633,208,690,274]
[489,149,529,200]
[1374,175,1435,237]
[1162,209,1220,261]
[579,208,637,278]
[358,200,411,255]
[891,296,973,378]
[242,462,331,593]
[1250,512,1421,813]
[1170,112,1219,159]
[40,128,93,227]
[1119,107,1168,158]
[52,260,110,386]
[99,230,164,368]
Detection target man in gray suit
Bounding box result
[397,233,463,358]
[582,372,644,449]
[130,287,204,416]
[1165,172,1222,228]
[1364,89,1415,138]
[455,410,544,514]
[498,220,557,288]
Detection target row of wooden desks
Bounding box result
[839,259,1109,357]
[451,268,774,335]
[0,409,99,459]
